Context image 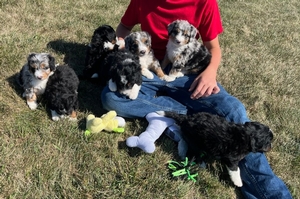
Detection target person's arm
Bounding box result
[189,36,221,99]
[116,23,134,39]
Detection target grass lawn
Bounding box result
[0,0,299,198]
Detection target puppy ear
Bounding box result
[145,31,152,46]
[124,36,133,51]
[27,53,36,65]
[167,21,176,36]
[47,54,56,71]
[189,24,198,39]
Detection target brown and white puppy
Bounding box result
[17,53,56,110]
[161,20,211,79]
[125,31,174,82]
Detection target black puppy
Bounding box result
[83,24,124,85]
[165,111,273,187]
[45,65,79,121]
[107,49,142,100]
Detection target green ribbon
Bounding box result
[168,157,198,182]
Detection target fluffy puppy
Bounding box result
[125,31,174,82]
[164,111,273,187]
[17,53,56,110]
[83,24,125,85]
[107,49,142,100]
[161,20,212,79]
[45,65,79,121]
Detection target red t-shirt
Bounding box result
[121,0,223,60]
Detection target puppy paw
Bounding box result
[108,79,117,91]
[161,75,175,82]
[52,116,60,121]
[128,84,141,100]
[227,166,243,187]
[27,101,38,110]
[51,110,61,121]
[142,68,154,79]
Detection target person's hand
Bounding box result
[117,37,125,49]
[189,67,220,99]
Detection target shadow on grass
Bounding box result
[47,39,87,75]
[47,39,107,117]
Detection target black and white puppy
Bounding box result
[161,20,211,79]
[164,111,273,187]
[107,49,142,100]
[83,24,125,85]
[17,53,56,110]
[45,65,79,121]
[125,31,174,81]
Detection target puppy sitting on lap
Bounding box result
[125,31,174,82]
[161,20,212,79]
[17,52,56,110]
[107,49,142,100]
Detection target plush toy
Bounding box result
[85,111,126,136]
[126,112,176,153]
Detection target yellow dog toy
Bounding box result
[85,111,125,136]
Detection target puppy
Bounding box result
[161,20,212,79]
[164,111,273,187]
[125,31,174,81]
[45,65,79,121]
[107,49,142,100]
[17,53,56,110]
[83,24,125,85]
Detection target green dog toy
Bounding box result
[168,157,198,182]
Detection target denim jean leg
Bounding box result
[101,75,187,118]
[166,76,249,123]
[165,75,292,198]
[240,153,292,199]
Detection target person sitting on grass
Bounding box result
[101,0,292,198]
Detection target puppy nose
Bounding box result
[139,50,146,56]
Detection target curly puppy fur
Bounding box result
[161,20,212,79]
[83,24,125,85]
[17,53,56,110]
[107,49,142,100]
[125,31,174,82]
[165,111,273,187]
[45,65,79,121]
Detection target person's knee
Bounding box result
[221,96,249,123]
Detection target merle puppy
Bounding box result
[164,111,273,187]
[161,20,211,79]
[17,53,56,110]
[83,24,125,85]
[45,65,79,121]
[107,49,142,100]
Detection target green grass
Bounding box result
[0,0,299,198]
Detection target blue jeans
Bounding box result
[101,74,292,199]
